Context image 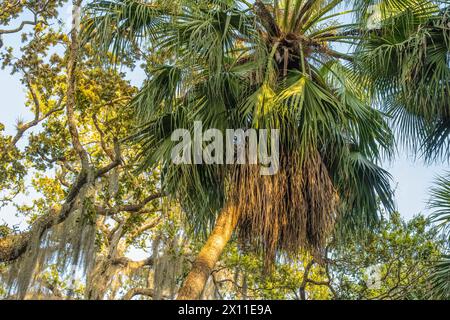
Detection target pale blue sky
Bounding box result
[0,4,448,231]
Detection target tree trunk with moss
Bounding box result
[177,207,237,300]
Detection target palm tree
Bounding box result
[83,0,395,299]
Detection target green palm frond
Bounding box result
[355,0,450,161]
[430,172,450,232]
[429,255,450,299]
[428,172,450,299]
[83,0,173,58]
[334,150,394,240]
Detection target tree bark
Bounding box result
[177,206,237,300]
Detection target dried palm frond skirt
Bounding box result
[228,150,339,268]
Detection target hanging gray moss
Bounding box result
[152,232,185,300]
[2,186,188,300]
[4,182,98,300]
[85,223,126,300]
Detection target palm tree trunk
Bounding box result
[177,206,237,300]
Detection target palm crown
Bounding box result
[84,0,395,266]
